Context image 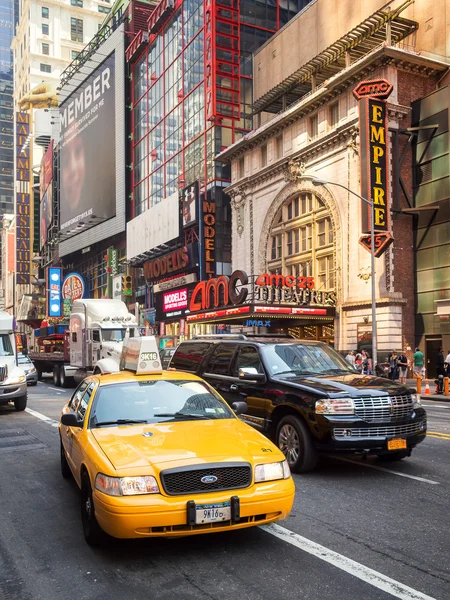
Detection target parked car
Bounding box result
[169,335,427,473]
[17,354,38,386]
[159,347,176,369]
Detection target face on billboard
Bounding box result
[59,53,116,233]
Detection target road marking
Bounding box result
[426,431,450,440]
[47,387,69,393]
[25,407,59,428]
[329,457,439,485]
[422,404,450,408]
[262,523,437,600]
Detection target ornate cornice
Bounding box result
[341,296,408,310]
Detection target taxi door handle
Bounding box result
[230,384,238,392]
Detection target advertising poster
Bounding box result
[46,267,63,317]
[181,181,198,228]
[40,184,52,249]
[59,52,116,234]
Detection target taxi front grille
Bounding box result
[160,463,252,496]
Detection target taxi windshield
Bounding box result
[89,380,234,427]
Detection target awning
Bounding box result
[186,303,335,324]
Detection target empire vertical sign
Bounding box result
[353,79,394,256]
[16,112,33,284]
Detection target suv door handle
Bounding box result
[230,384,238,392]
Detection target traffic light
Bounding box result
[122,275,132,296]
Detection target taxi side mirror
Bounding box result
[61,413,82,428]
[231,401,248,415]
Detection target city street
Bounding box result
[0,381,448,600]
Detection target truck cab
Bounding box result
[0,312,28,411]
[69,299,139,378]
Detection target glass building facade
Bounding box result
[130,0,314,273]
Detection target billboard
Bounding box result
[181,181,198,227]
[62,272,87,303]
[46,267,63,317]
[163,288,188,312]
[40,141,53,249]
[16,112,32,284]
[59,52,116,235]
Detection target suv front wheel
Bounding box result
[276,415,317,473]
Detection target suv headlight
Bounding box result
[255,460,290,482]
[95,473,160,496]
[4,375,26,385]
[412,394,422,409]
[315,398,355,415]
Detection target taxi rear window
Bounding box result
[88,379,234,428]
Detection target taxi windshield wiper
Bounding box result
[153,412,210,420]
[93,419,148,427]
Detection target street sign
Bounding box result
[352,78,393,100]
[359,232,394,257]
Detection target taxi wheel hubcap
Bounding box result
[85,497,92,518]
[279,424,300,464]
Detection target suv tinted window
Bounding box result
[208,343,237,375]
[232,346,264,377]
[171,342,210,372]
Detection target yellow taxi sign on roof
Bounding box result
[119,336,163,375]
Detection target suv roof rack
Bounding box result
[192,334,248,340]
[244,333,296,339]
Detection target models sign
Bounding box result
[59,53,116,234]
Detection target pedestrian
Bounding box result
[397,349,408,385]
[355,353,362,372]
[436,347,445,394]
[366,356,373,375]
[445,349,450,365]
[345,350,355,366]
[413,347,424,378]
[388,350,398,380]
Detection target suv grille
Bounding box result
[333,418,426,440]
[0,365,7,382]
[160,463,252,496]
[354,395,413,422]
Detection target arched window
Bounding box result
[268,191,335,291]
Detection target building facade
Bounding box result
[125,0,317,339]
[216,0,449,364]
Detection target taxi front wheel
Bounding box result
[276,415,318,473]
[81,472,105,546]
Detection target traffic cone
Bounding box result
[424,381,431,395]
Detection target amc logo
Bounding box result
[353,79,393,100]
[189,270,248,312]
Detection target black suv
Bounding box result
[170,336,427,472]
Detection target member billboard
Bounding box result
[59,53,116,234]
[40,140,53,249]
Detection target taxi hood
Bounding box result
[91,419,279,472]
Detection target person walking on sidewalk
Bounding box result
[388,351,398,380]
[445,349,450,365]
[413,347,424,378]
[398,350,408,385]
[436,347,445,394]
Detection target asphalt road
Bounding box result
[0,380,449,600]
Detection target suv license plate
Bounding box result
[387,438,407,451]
[195,501,231,524]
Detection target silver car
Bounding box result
[17,354,38,386]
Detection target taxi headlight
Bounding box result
[95,473,160,496]
[412,394,422,409]
[255,460,290,483]
[315,398,354,415]
[4,375,26,385]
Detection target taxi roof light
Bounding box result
[120,336,163,376]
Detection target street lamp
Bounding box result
[311,178,377,367]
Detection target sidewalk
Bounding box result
[404,378,450,402]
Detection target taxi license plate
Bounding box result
[387,438,407,451]
[195,501,231,525]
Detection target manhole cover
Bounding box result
[0,428,46,453]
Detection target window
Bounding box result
[329,101,339,128]
[300,225,312,252]
[239,156,245,178]
[276,135,283,159]
[317,255,335,290]
[69,381,88,411]
[271,234,282,260]
[317,217,333,247]
[170,342,210,372]
[261,144,267,167]
[232,346,264,377]
[309,114,318,140]
[42,7,49,18]
[71,0,83,6]
[287,198,299,220]
[40,63,51,73]
[300,193,313,215]
[0,334,13,356]
[71,18,83,43]
[209,344,237,375]
[71,50,79,60]
[42,43,49,55]
[286,229,299,255]
[98,5,110,13]
[42,23,49,35]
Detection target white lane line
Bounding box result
[329,457,439,485]
[422,404,450,409]
[47,387,69,393]
[25,407,59,428]
[262,523,437,600]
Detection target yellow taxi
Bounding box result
[59,337,295,545]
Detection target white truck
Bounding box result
[34,299,139,387]
[0,312,28,411]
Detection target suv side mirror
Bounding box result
[231,401,248,415]
[61,413,82,428]
[238,367,266,382]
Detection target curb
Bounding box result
[420,395,450,403]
